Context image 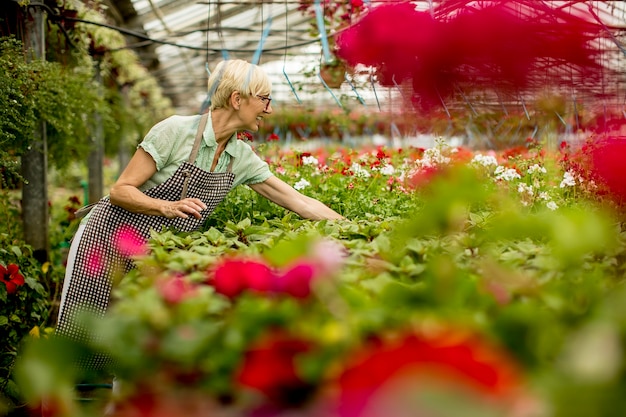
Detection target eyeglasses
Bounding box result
[256,95,272,111]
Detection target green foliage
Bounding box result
[0,235,52,407]
[0,36,108,173]
[13,140,626,415]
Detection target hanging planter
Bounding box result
[319,60,346,88]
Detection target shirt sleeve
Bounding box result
[137,116,182,171]
[235,141,273,186]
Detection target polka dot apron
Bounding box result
[56,113,233,369]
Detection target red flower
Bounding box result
[565,136,626,205]
[276,263,316,299]
[297,152,312,167]
[267,133,280,142]
[207,257,274,298]
[587,136,626,204]
[407,165,441,189]
[0,263,25,294]
[237,131,254,141]
[337,330,523,417]
[236,330,314,406]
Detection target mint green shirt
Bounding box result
[79,114,271,225]
[138,113,272,191]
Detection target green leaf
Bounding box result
[10,245,22,257]
[236,218,251,229]
[204,227,225,245]
[263,233,314,267]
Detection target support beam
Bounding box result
[22,5,49,262]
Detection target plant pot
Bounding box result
[319,62,346,88]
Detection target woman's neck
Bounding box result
[210,109,237,144]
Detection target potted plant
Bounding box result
[298,0,366,88]
[319,59,347,88]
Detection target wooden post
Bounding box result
[22,5,49,263]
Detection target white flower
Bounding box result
[380,164,395,176]
[494,166,521,181]
[560,170,576,188]
[350,162,371,178]
[470,154,498,168]
[302,155,319,166]
[517,183,534,195]
[293,179,311,190]
[527,164,547,175]
[546,201,559,211]
[421,147,450,167]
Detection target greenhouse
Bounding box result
[2,0,626,416]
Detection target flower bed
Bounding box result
[11,136,626,417]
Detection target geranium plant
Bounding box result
[0,240,51,408]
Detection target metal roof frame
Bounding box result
[104,0,626,116]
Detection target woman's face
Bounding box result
[240,93,273,131]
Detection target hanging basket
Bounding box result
[319,61,346,88]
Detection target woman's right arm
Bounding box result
[109,148,206,219]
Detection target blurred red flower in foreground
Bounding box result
[157,274,198,304]
[566,136,626,206]
[276,263,316,299]
[407,165,442,189]
[208,257,275,298]
[207,244,345,300]
[114,224,148,257]
[587,136,626,205]
[0,263,25,294]
[237,330,314,407]
[336,330,525,417]
[337,1,603,112]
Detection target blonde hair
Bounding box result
[207,59,272,110]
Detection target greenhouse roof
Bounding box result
[103,0,626,116]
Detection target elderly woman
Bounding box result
[56,59,342,366]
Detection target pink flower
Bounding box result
[157,274,198,304]
[114,224,148,257]
[309,239,347,277]
[85,248,105,276]
[0,263,25,294]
